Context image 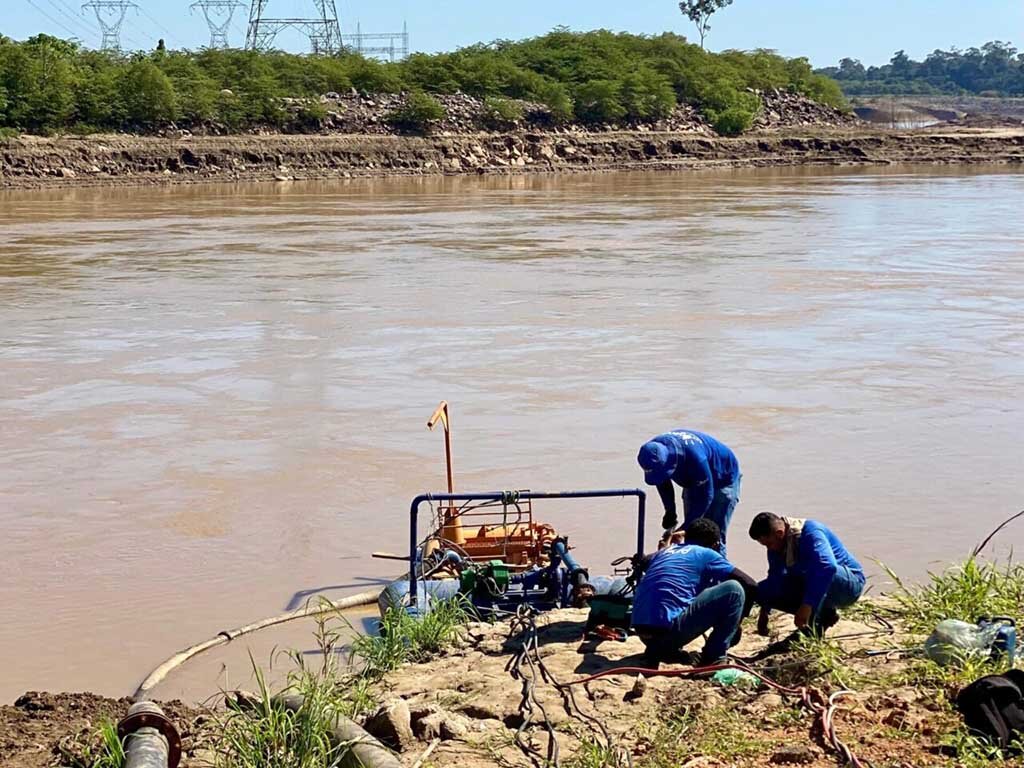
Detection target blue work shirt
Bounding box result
[632,544,736,628]
[654,430,740,520]
[764,520,865,611]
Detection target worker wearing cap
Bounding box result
[637,430,741,554]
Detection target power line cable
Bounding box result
[43,0,100,36]
[50,0,100,32]
[23,0,85,39]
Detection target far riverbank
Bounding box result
[2,126,1023,190]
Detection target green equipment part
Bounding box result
[459,560,511,598]
[586,594,633,632]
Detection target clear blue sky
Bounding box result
[6,0,1024,66]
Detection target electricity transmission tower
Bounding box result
[82,0,138,51]
[342,21,409,62]
[191,0,246,49]
[246,0,343,54]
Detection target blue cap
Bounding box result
[638,440,676,485]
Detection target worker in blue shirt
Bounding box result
[637,430,742,552]
[632,519,757,666]
[748,512,865,636]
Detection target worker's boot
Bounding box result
[642,647,699,669]
[801,607,840,639]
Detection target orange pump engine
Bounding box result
[427,402,560,569]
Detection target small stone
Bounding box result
[882,709,924,730]
[760,693,784,709]
[413,710,470,741]
[625,674,647,702]
[414,711,445,741]
[58,167,76,178]
[700,690,723,711]
[364,698,415,752]
[274,174,292,182]
[770,745,816,764]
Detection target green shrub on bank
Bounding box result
[482,96,524,128]
[0,29,847,136]
[386,91,445,133]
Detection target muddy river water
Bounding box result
[1,166,1022,703]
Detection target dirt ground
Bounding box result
[0,693,207,768]
[369,607,975,768]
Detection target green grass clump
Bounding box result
[640,707,768,766]
[349,597,470,680]
[565,736,620,768]
[213,610,379,768]
[790,632,861,689]
[883,558,1024,636]
[215,658,359,768]
[59,720,125,768]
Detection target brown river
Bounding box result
[1,166,1023,703]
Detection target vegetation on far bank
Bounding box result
[819,41,1024,96]
[0,29,846,138]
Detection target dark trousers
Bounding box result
[758,568,865,626]
[639,581,745,664]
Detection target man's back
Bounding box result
[661,430,740,485]
[632,544,734,628]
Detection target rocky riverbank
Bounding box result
[2,125,1023,190]
[0,604,983,768]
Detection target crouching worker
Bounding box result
[631,519,757,667]
[748,512,865,636]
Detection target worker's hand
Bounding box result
[659,529,684,549]
[757,607,771,637]
[794,604,813,630]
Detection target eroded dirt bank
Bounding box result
[3,127,1023,190]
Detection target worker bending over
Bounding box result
[631,519,757,667]
[637,429,742,553]
[748,512,865,636]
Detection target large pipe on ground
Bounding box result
[118,702,181,768]
[133,588,382,702]
[276,694,401,768]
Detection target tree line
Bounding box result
[0,29,845,137]
[819,42,1024,96]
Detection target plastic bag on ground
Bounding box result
[925,619,1001,666]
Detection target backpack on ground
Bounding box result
[955,669,1024,750]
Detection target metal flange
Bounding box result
[117,702,182,768]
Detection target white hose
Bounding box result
[132,588,382,702]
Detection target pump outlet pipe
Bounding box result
[276,694,401,768]
[118,702,181,768]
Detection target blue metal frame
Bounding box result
[408,488,647,606]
